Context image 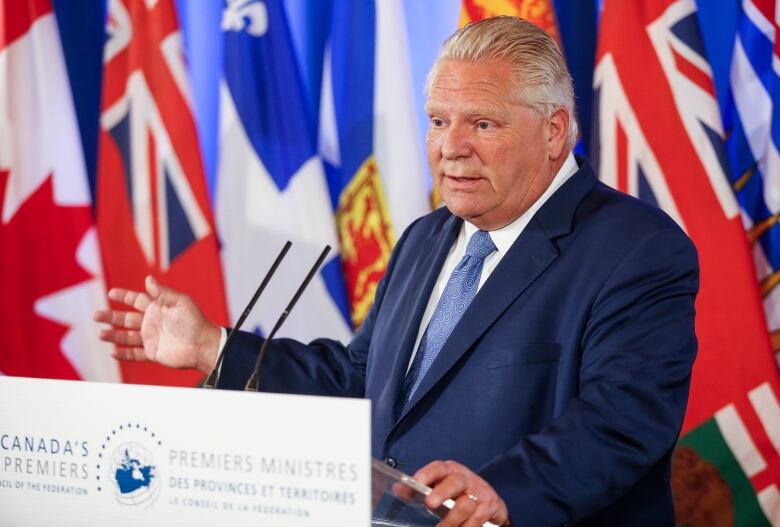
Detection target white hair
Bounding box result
[426,16,578,147]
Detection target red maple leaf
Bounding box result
[0,169,93,378]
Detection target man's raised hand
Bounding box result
[93,276,220,374]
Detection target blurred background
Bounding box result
[1,0,779,523]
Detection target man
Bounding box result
[95,17,699,526]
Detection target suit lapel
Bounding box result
[393,160,598,424]
[396,217,559,422]
[371,214,462,426]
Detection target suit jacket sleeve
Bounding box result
[479,227,699,523]
[216,219,417,395]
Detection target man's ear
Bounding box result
[547,107,569,160]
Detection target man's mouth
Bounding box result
[445,175,482,188]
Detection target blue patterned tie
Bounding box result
[396,230,497,417]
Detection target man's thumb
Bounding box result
[146,275,181,307]
[145,275,160,298]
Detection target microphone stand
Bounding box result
[245,245,331,391]
[203,241,292,389]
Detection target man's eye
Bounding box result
[431,118,444,127]
[477,121,491,130]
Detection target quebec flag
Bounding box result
[217,0,352,341]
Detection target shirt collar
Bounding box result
[464,151,579,255]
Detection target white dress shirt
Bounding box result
[406,152,579,371]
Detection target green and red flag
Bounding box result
[594,0,780,523]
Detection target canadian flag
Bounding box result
[0,0,119,381]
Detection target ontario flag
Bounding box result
[594,0,780,524]
[97,0,229,386]
[0,0,119,382]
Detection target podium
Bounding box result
[0,376,465,526]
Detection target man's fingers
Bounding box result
[99,328,143,347]
[108,287,151,312]
[109,346,148,362]
[413,460,453,487]
[462,500,500,527]
[93,309,142,329]
[390,482,416,501]
[426,473,468,509]
[413,460,508,526]
[92,310,112,324]
[438,494,478,527]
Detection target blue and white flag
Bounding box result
[726,0,780,366]
[216,0,352,341]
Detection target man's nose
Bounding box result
[440,125,471,159]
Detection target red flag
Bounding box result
[595,0,780,523]
[0,0,119,381]
[97,0,228,386]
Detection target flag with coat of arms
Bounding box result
[727,0,780,367]
[594,0,780,523]
[216,0,428,341]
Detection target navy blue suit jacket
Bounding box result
[219,161,699,526]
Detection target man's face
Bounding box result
[426,60,563,230]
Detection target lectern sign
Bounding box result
[0,377,370,526]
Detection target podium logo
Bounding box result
[97,423,162,508]
[110,443,159,506]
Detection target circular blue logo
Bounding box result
[98,423,162,508]
[109,441,160,506]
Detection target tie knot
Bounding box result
[465,230,496,260]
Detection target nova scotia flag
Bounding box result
[217,0,352,341]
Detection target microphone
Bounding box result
[203,240,292,389]
[245,245,332,391]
